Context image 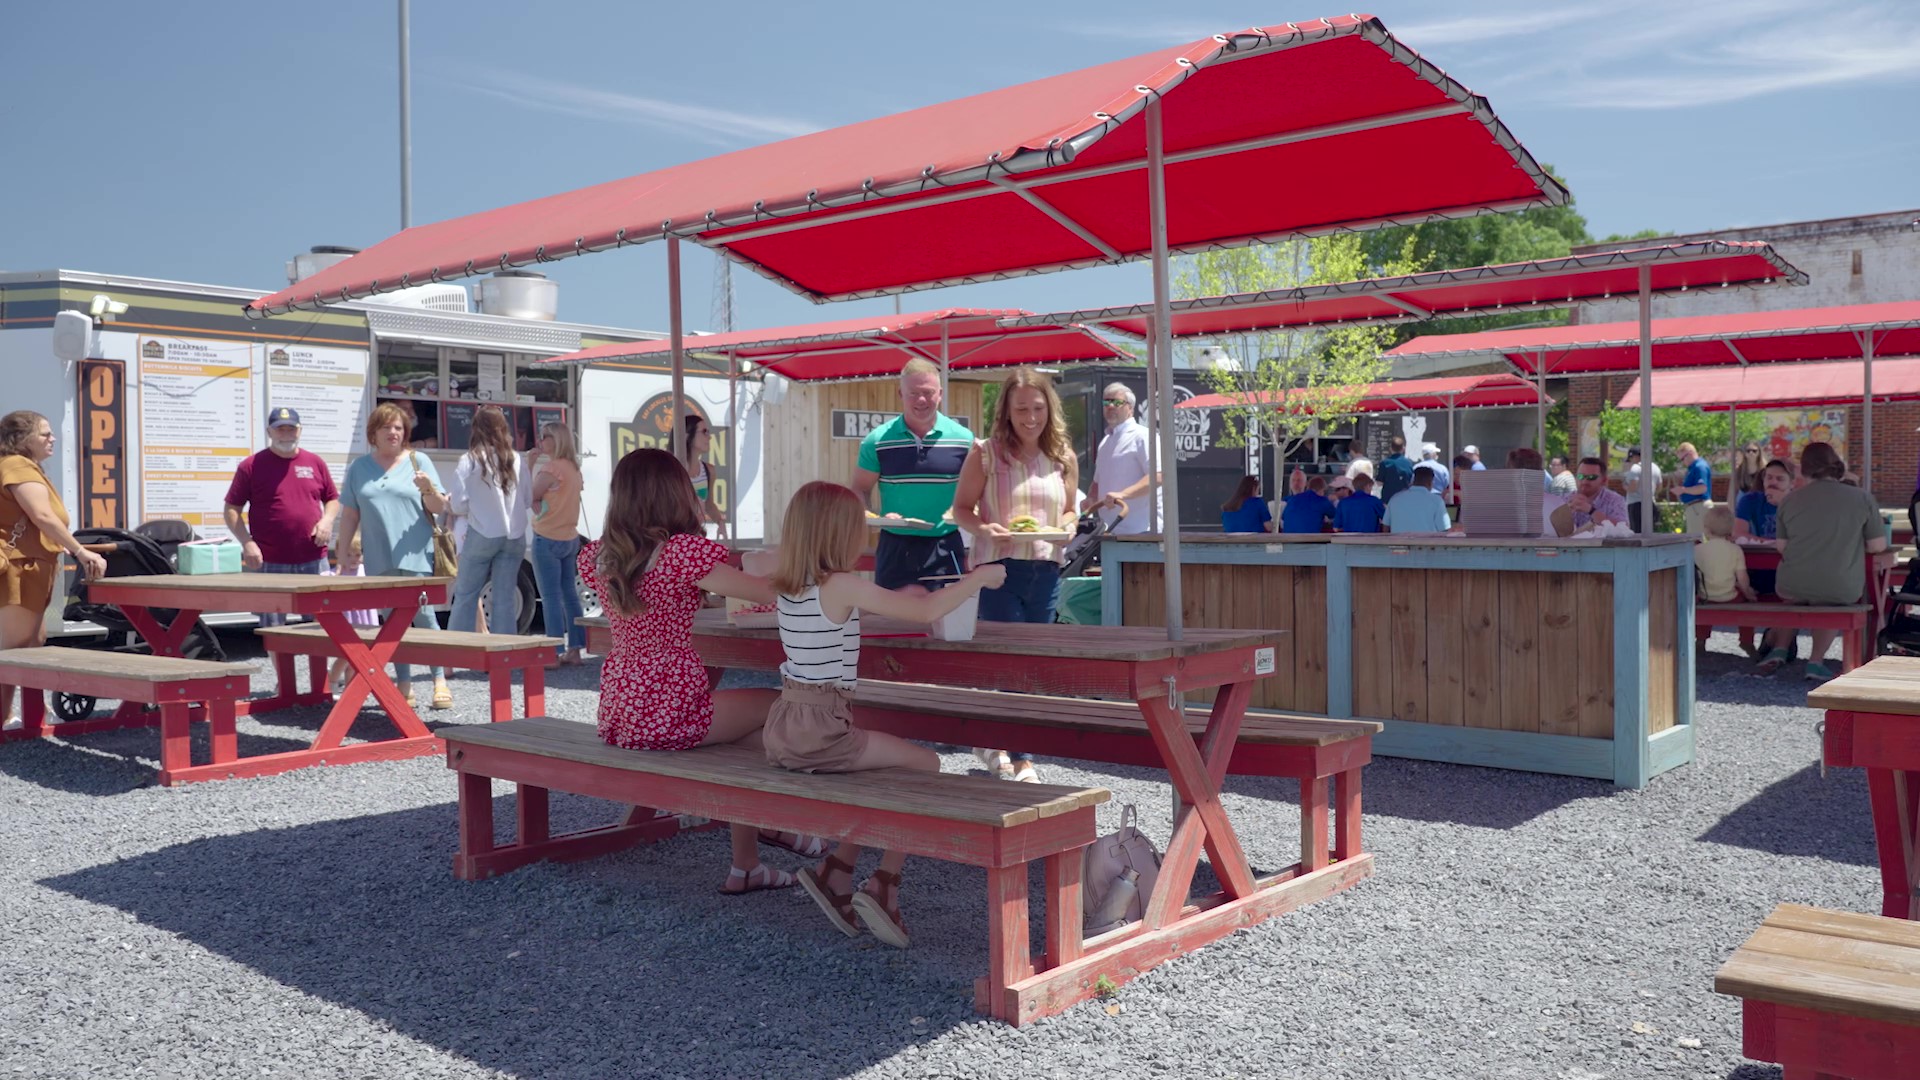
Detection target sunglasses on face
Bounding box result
[1576,473,1602,481]
[1103,399,1129,407]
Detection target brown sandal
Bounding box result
[797,854,860,937]
[851,869,910,949]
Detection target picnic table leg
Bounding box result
[1043,849,1083,970]
[1300,777,1329,873]
[309,609,428,748]
[983,863,1034,1021]
[454,770,496,879]
[156,701,192,781]
[489,668,513,723]
[1866,768,1918,919]
[523,662,545,719]
[19,688,45,738]
[516,784,550,846]
[1137,693,1257,904]
[111,605,203,725]
[1333,768,1363,862]
[207,697,237,765]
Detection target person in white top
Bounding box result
[1083,383,1160,533]
[1623,448,1663,532]
[448,406,529,634]
[1344,440,1374,481]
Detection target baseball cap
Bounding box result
[1328,475,1353,491]
[1462,444,1479,455]
[1420,442,1440,455]
[267,406,301,428]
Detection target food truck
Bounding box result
[0,259,765,638]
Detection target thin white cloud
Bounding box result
[439,70,821,145]
[1045,18,1248,43]
[1390,5,1610,47]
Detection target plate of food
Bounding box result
[866,512,938,531]
[1003,515,1073,542]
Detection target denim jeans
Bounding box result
[383,568,445,686]
[530,534,586,654]
[977,559,1062,763]
[254,558,327,626]
[450,531,521,635]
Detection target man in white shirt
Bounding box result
[1084,383,1161,533]
[1344,439,1373,481]
[1623,448,1662,532]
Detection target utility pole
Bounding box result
[399,0,413,229]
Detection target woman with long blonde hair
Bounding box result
[579,448,820,893]
[950,368,1077,782]
[528,421,586,664]
[766,480,1003,946]
[449,406,528,636]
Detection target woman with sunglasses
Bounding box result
[1731,443,1765,500]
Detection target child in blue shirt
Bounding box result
[1280,475,1335,534]
[1333,473,1385,533]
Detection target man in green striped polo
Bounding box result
[852,358,973,589]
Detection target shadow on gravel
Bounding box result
[43,795,1014,1078]
[0,737,157,795]
[1698,762,1876,867]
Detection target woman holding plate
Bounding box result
[951,368,1078,783]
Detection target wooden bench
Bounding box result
[443,716,1108,1024]
[1716,902,1920,1079]
[1695,602,1875,668]
[849,682,1378,874]
[256,625,559,722]
[0,646,254,785]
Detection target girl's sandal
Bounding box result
[719,863,797,896]
[759,829,831,858]
[1754,648,1790,677]
[851,870,911,949]
[797,854,861,937]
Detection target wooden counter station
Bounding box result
[1102,533,1695,788]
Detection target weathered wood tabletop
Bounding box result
[690,608,1282,661]
[1810,656,1920,719]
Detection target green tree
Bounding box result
[1179,234,1424,462]
[1597,404,1770,467]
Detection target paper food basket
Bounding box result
[178,539,241,575]
[929,593,978,641]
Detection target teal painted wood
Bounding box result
[1611,557,1653,789]
[1675,547,1696,733]
[1325,557,1353,718]
[1101,550,1123,627]
[1369,719,1616,780]
[1102,540,1330,568]
[1647,724,1695,779]
[1337,545,1627,574]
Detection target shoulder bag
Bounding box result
[412,452,459,578]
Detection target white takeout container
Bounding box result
[929,593,978,641]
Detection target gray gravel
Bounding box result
[0,629,1867,1079]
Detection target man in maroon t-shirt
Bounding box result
[224,407,340,626]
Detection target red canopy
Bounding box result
[1008,242,1802,338]
[1386,300,1920,376]
[245,15,1564,316]
[533,309,1126,382]
[1614,357,1920,412]
[1178,373,1549,414]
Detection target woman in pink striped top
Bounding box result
[951,368,1079,782]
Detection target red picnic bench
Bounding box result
[0,646,254,785]
[442,716,1109,1026]
[1694,601,1875,669]
[1716,902,1920,1079]
[255,624,559,723]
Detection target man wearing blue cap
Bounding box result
[224,407,339,625]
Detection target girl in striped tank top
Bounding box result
[767,480,1004,948]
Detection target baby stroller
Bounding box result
[57,524,228,722]
[1879,555,1920,658]
[1059,505,1122,579]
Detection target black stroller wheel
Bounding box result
[52,693,98,723]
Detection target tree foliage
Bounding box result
[1178,234,1423,461]
[1596,404,1770,467]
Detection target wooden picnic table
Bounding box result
[86,573,451,783]
[685,608,1370,1022]
[1812,656,1920,919]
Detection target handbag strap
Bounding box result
[409,451,446,531]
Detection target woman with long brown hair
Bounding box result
[579,448,819,893]
[682,413,726,527]
[1220,474,1273,533]
[0,410,107,722]
[528,421,586,664]
[951,368,1078,782]
[449,406,528,635]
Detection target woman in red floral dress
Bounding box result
[579,448,818,894]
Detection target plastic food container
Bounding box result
[177,539,241,575]
[929,593,978,641]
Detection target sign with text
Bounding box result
[138,336,256,537]
[77,359,127,529]
[830,410,971,440]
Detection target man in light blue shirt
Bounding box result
[1419,444,1450,493]
[1386,465,1453,533]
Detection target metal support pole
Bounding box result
[1637,266,1654,535]
[668,238,686,461]
[727,349,739,546]
[1862,331,1876,493]
[1729,406,1739,498]
[398,0,412,229]
[1144,326,1161,534]
[939,320,951,404]
[1535,364,1546,455]
[1147,95,1183,640]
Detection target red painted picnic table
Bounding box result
[85,573,451,783]
[685,608,1372,1022]
[1814,657,1920,920]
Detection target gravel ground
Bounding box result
[0,629,1873,1079]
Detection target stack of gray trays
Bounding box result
[1459,469,1541,537]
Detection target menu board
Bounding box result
[442,402,479,451]
[139,336,257,537]
[266,343,368,482]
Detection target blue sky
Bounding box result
[5,1,1917,334]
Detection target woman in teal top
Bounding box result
[338,401,452,710]
[681,414,726,528]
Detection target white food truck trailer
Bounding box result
[0,257,765,639]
